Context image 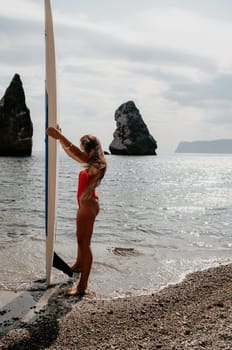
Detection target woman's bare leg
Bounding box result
[70,245,81,272]
[68,202,98,296]
[70,211,81,272]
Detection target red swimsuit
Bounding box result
[77,169,98,206]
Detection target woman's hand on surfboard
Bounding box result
[47,126,61,140]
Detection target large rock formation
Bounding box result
[0,74,33,156]
[109,101,157,155]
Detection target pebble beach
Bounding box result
[1,262,232,349]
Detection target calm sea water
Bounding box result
[0,151,232,298]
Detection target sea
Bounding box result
[1,151,232,299]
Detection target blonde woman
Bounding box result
[47,126,107,296]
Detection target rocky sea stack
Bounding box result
[109,101,157,155]
[0,74,33,156]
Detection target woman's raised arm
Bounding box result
[47,126,88,163]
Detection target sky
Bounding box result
[1,0,232,154]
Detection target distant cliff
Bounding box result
[0,74,33,156]
[109,101,157,155]
[176,139,232,154]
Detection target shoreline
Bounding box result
[1,263,232,349]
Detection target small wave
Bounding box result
[164,206,206,213]
[0,199,16,204]
[108,247,141,256]
[208,206,229,213]
[94,261,121,272]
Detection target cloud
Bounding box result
[165,73,232,106]
[0,0,42,21]
[207,112,232,126]
[52,9,218,74]
[1,1,232,153]
[0,16,43,66]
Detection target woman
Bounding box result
[47,126,107,296]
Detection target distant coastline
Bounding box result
[176,139,232,154]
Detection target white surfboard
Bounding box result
[45,0,58,285]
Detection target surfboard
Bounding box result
[44,1,73,284]
[45,0,58,286]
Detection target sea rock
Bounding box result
[0,74,33,156]
[109,101,157,155]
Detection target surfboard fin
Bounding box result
[53,252,73,277]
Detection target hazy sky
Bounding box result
[1,0,232,154]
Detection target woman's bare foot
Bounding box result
[67,287,86,297]
[67,281,87,297]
